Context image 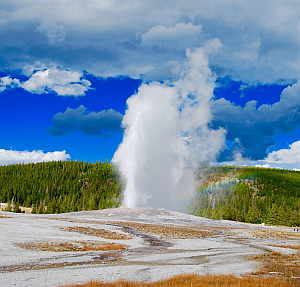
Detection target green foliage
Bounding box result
[0,161,121,214]
[194,167,300,227]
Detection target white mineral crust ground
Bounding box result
[0,208,298,287]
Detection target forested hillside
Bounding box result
[0,161,121,213]
[0,162,299,227]
[194,166,300,227]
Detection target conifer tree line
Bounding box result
[195,167,300,227]
[0,161,121,213]
[0,162,299,227]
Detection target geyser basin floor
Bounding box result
[0,208,299,287]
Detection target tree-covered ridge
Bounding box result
[194,167,300,227]
[0,161,121,213]
[1,162,299,227]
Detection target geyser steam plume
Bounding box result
[113,40,225,210]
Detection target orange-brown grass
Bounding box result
[250,251,300,285]
[61,226,132,240]
[103,221,216,239]
[0,215,10,218]
[270,244,300,251]
[46,217,216,239]
[59,274,294,287]
[18,241,127,252]
[252,229,300,240]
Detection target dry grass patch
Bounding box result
[61,226,132,240]
[252,229,300,240]
[59,274,294,287]
[104,221,216,239]
[45,217,216,239]
[250,251,300,285]
[270,245,300,251]
[18,241,127,252]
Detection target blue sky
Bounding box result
[1,1,300,169]
[0,75,140,162]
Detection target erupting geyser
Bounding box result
[113,41,225,210]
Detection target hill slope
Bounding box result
[0,161,121,213]
[193,166,300,227]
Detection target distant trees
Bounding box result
[1,162,299,227]
[0,161,121,214]
[194,167,300,227]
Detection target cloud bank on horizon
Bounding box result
[219,140,300,171]
[1,1,300,169]
[0,149,70,165]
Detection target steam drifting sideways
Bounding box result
[113,40,225,211]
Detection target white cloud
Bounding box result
[0,68,91,96]
[0,149,70,165]
[266,141,300,164]
[0,76,20,92]
[21,68,91,96]
[212,80,300,160]
[219,140,300,170]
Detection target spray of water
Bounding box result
[113,40,225,211]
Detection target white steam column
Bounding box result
[113,40,225,210]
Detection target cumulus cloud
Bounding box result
[0,1,300,82]
[21,68,91,96]
[0,68,91,96]
[266,141,300,164]
[212,80,300,160]
[50,105,123,136]
[0,149,70,165]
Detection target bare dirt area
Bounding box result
[0,208,299,287]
